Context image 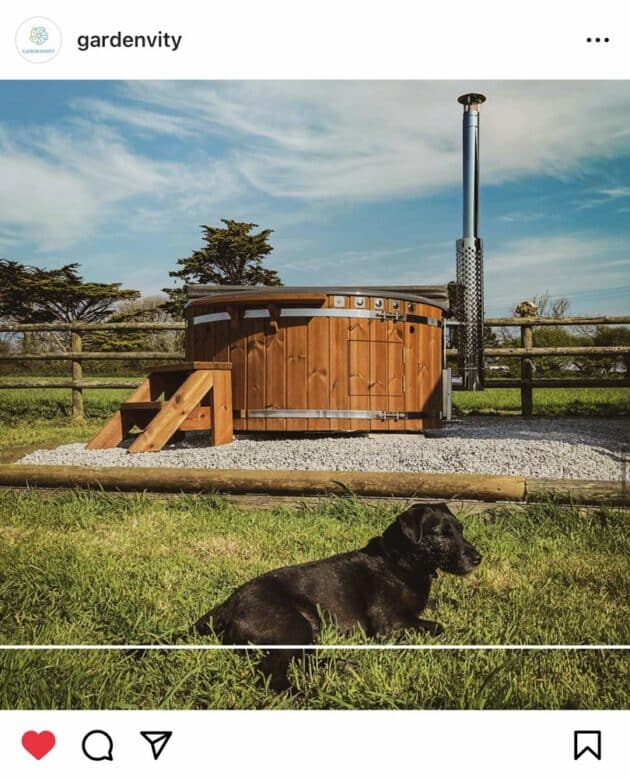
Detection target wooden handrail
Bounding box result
[445,346,630,357]
[0,351,185,361]
[482,315,630,327]
[0,322,185,332]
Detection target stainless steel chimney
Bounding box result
[456,92,486,390]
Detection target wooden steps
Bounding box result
[86,362,233,453]
[86,378,152,451]
[121,401,162,410]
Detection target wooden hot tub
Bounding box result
[184,287,448,432]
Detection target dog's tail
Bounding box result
[124,626,191,660]
[192,604,225,639]
[126,606,225,661]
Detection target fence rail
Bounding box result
[0,315,628,419]
[462,313,630,415]
[0,351,185,361]
[483,315,629,327]
[0,322,185,332]
[445,346,630,357]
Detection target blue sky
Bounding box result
[0,80,629,315]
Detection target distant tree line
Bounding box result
[0,223,627,378]
[0,219,281,375]
[489,293,630,378]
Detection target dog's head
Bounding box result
[383,503,482,575]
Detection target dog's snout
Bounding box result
[470,550,482,567]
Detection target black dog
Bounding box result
[193,502,481,689]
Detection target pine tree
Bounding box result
[0,259,139,324]
[0,259,140,353]
[162,219,282,316]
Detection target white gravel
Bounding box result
[17,418,629,481]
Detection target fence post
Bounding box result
[71,329,84,420]
[519,319,534,417]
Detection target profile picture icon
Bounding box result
[16,17,62,63]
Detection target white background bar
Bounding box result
[1,0,628,79]
[2,710,626,776]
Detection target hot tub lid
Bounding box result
[184,284,450,312]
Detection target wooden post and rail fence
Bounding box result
[0,315,628,420]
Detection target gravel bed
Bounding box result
[16,418,629,481]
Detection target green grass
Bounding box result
[454,387,630,416]
[0,378,628,450]
[0,379,137,448]
[0,379,135,421]
[0,492,628,709]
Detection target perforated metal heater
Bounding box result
[456,92,486,391]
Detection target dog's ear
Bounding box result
[397,504,432,544]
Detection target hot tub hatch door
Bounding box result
[348,339,404,397]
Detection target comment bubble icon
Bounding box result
[82,729,114,761]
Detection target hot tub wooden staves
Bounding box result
[184,287,447,433]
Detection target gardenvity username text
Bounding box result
[77,31,182,52]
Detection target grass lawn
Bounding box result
[0,380,135,448]
[0,378,628,450]
[454,386,629,416]
[0,492,628,709]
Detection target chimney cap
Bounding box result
[457,93,487,107]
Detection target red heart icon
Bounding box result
[22,730,56,760]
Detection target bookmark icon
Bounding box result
[574,731,601,761]
[140,731,173,760]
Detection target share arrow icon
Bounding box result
[140,731,173,760]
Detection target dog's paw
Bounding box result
[268,673,292,692]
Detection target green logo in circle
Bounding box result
[29,27,49,46]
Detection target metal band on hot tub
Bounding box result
[279,308,442,327]
[191,311,231,325]
[193,309,442,327]
[245,409,426,420]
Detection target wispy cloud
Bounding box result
[498,211,547,223]
[3,80,630,251]
[73,98,199,139]
[599,187,630,198]
[486,234,630,311]
[575,184,630,210]
[0,117,245,251]
[107,81,630,201]
[0,80,629,316]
